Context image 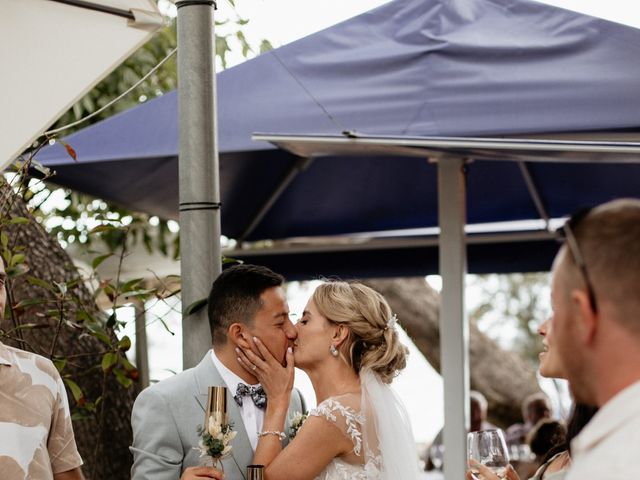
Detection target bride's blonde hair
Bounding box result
[312,281,408,383]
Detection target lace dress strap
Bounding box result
[310,396,365,456]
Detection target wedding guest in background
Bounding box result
[469,403,597,480]
[467,295,589,480]
[236,280,420,479]
[527,419,566,464]
[130,264,306,480]
[426,390,496,471]
[0,259,85,479]
[506,393,552,447]
[466,316,596,480]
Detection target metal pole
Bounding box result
[437,156,470,480]
[133,298,150,388]
[176,0,221,369]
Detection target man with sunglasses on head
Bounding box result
[548,199,640,480]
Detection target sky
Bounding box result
[133,0,638,444]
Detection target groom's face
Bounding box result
[247,286,296,365]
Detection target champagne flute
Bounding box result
[467,429,509,479]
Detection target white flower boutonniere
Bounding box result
[195,414,237,467]
[289,411,309,440]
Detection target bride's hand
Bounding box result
[236,337,294,407]
[466,460,519,480]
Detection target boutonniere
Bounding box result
[289,411,309,440]
[196,415,237,467]
[195,386,237,470]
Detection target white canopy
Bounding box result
[0,0,162,168]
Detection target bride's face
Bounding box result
[293,298,335,369]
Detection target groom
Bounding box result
[130,264,306,479]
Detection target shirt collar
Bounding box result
[0,342,13,366]
[571,380,640,455]
[210,349,259,394]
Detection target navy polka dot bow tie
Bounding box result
[234,383,267,409]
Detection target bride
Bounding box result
[235,280,420,480]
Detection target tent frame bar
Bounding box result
[518,161,551,230]
[238,156,314,244]
[47,0,135,20]
[253,133,640,160]
[226,229,554,256]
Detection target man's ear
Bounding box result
[228,323,252,349]
[571,289,598,345]
[332,324,350,347]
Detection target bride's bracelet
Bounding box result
[257,430,286,441]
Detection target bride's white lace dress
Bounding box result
[309,393,383,480]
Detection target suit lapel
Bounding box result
[193,351,253,479]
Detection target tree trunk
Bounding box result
[0,182,137,479]
[366,277,540,427]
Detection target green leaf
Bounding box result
[10,254,25,266]
[117,336,132,352]
[53,358,67,373]
[259,39,274,54]
[64,378,84,402]
[101,352,118,372]
[222,256,241,265]
[13,298,48,309]
[6,263,30,278]
[27,276,54,292]
[76,310,94,324]
[120,278,144,293]
[54,281,67,296]
[9,217,30,225]
[14,323,49,330]
[122,288,155,298]
[92,253,112,269]
[88,326,111,346]
[89,224,121,235]
[106,312,117,328]
[0,232,8,249]
[184,298,207,316]
[113,367,133,388]
[30,159,51,177]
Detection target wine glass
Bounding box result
[467,429,509,479]
[429,444,444,471]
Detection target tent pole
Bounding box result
[437,155,470,480]
[133,298,150,388]
[176,0,221,369]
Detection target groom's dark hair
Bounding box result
[207,263,285,346]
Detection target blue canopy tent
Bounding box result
[34,0,640,476]
[36,0,640,264]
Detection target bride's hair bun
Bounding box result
[312,281,408,383]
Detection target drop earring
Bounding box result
[329,344,339,357]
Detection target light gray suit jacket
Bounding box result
[130,351,306,480]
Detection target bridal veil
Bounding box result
[360,369,421,480]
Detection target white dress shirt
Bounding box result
[566,380,640,480]
[210,351,264,451]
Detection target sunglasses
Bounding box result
[556,208,598,314]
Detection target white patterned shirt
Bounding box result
[0,342,83,479]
